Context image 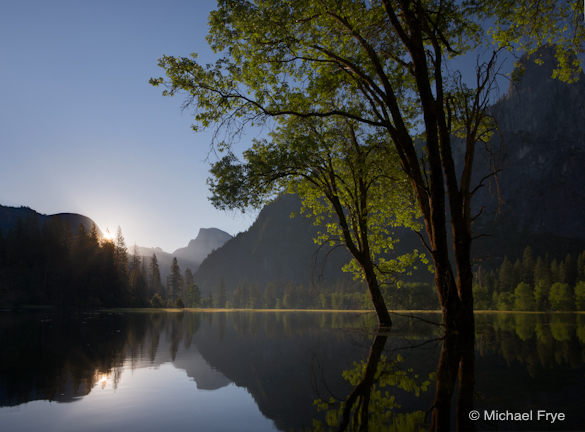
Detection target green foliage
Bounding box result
[151,0,584,322]
[574,281,585,310]
[549,282,573,311]
[475,249,585,311]
[514,282,535,310]
[497,292,515,311]
[314,352,430,431]
[534,280,549,310]
[150,293,164,308]
[482,0,584,83]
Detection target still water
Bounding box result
[0,311,584,431]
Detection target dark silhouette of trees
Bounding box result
[149,253,163,301]
[167,257,183,306]
[0,217,138,307]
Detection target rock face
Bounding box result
[172,228,233,267]
[196,49,585,288]
[193,194,359,296]
[466,48,585,260]
[134,228,232,280]
[0,204,100,236]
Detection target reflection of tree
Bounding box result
[314,334,431,431]
[0,311,202,407]
[476,313,585,370]
[429,334,475,432]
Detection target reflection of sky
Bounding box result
[0,362,278,432]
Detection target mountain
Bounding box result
[470,47,585,260]
[195,49,585,295]
[192,194,416,297]
[133,227,232,280]
[193,195,345,295]
[172,228,233,266]
[0,204,101,236]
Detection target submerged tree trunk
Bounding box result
[361,260,392,328]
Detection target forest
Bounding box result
[1,213,584,312]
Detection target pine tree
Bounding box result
[498,257,515,292]
[168,257,182,304]
[521,246,535,285]
[184,268,195,307]
[577,251,585,282]
[574,281,585,310]
[533,256,551,288]
[534,280,550,311]
[549,282,572,311]
[150,254,162,298]
[192,283,201,307]
[129,245,148,306]
[564,253,577,287]
[264,282,277,309]
[550,259,560,284]
[114,226,128,277]
[216,279,227,308]
[514,282,535,311]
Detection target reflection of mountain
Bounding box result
[3,312,585,430]
[168,345,231,391]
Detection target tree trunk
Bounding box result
[362,260,392,328]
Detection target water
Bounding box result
[0,311,584,431]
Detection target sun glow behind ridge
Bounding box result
[102,228,115,242]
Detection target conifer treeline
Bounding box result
[0,215,197,308]
[2,214,584,311]
[474,247,585,311]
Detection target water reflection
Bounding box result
[314,333,432,431]
[1,312,584,431]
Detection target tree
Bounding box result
[150,254,163,298]
[513,282,534,311]
[498,257,515,292]
[209,117,422,326]
[577,251,585,282]
[533,256,551,289]
[114,226,128,279]
[574,281,585,310]
[549,282,572,311]
[129,246,148,306]
[216,279,227,308]
[152,0,584,333]
[167,257,183,304]
[534,280,549,311]
[521,246,535,286]
[184,268,199,307]
[263,282,277,309]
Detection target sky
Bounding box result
[0,0,259,251]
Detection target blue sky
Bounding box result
[0,0,258,251]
